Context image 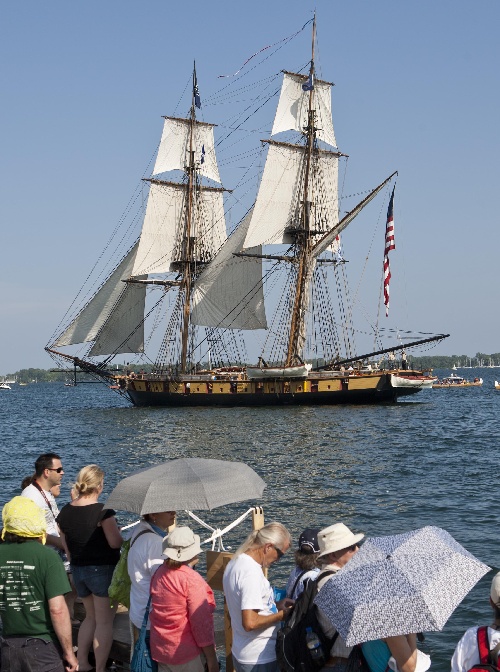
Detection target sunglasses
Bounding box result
[272,545,285,560]
[47,467,64,473]
[347,544,359,552]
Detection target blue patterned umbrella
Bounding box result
[314,526,490,646]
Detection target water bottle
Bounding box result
[305,626,325,664]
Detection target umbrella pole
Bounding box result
[205,506,265,672]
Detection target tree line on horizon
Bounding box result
[3,353,500,383]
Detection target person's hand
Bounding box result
[277,597,294,617]
[64,651,79,672]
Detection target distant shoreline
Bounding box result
[4,355,500,381]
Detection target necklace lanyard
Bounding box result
[32,481,57,522]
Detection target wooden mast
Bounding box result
[179,63,198,372]
[285,15,316,367]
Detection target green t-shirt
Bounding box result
[0,540,70,641]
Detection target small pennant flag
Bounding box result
[201,144,205,164]
[383,187,396,317]
[302,72,314,91]
[193,66,201,109]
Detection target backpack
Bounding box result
[468,626,500,672]
[276,571,338,672]
[108,529,153,609]
[344,646,370,672]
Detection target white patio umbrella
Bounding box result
[104,457,266,515]
[314,526,490,646]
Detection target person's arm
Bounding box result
[101,515,123,549]
[385,634,417,672]
[241,598,294,631]
[48,594,78,672]
[202,644,219,672]
[47,533,64,550]
[58,529,71,562]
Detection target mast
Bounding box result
[179,63,199,372]
[285,15,316,367]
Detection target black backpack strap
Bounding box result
[290,570,308,598]
[315,569,336,587]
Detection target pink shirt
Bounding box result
[150,563,216,665]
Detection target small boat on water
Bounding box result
[433,374,483,389]
[0,382,11,390]
[391,373,437,389]
[494,381,500,390]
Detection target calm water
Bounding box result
[1,369,499,670]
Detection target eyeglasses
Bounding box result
[347,544,359,552]
[272,545,285,560]
[47,467,64,473]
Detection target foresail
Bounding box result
[54,243,142,349]
[89,282,146,356]
[131,182,184,276]
[272,72,337,148]
[153,117,221,184]
[243,142,339,249]
[191,211,267,330]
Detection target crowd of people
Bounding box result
[0,452,498,672]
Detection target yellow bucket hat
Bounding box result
[2,496,47,544]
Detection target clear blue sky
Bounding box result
[2,0,499,374]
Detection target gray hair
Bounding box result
[233,521,291,558]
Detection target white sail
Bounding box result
[131,183,227,277]
[191,211,267,329]
[131,182,184,276]
[153,117,221,184]
[54,243,146,354]
[89,282,146,356]
[271,72,337,148]
[243,142,339,249]
[194,189,228,263]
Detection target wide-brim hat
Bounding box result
[162,526,201,562]
[317,523,364,558]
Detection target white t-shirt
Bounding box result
[451,626,500,672]
[127,521,164,629]
[222,553,278,664]
[21,483,60,538]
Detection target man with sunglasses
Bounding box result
[22,453,65,553]
[315,523,365,672]
[223,522,294,672]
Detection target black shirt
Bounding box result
[57,502,120,566]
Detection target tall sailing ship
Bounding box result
[46,19,447,406]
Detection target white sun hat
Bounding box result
[162,526,201,562]
[317,523,364,558]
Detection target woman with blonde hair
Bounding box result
[57,465,123,672]
[150,526,218,672]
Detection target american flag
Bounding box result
[383,187,396,317]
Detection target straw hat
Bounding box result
[162,526,201,562]
[317,523,364,558]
